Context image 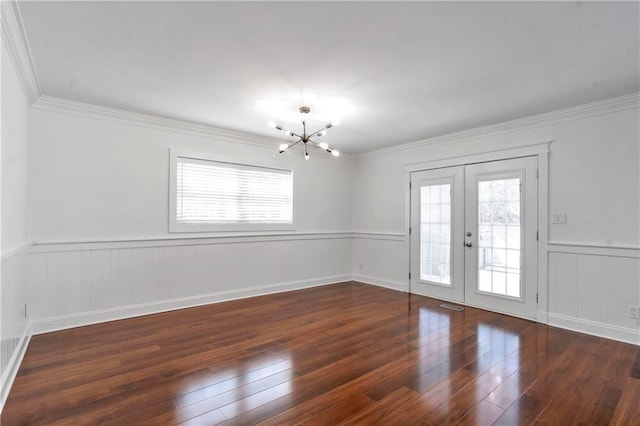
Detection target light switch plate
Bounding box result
[552,212,567,224]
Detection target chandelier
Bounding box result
[269,106,340,160]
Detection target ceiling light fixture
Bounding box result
[269,106,340,160]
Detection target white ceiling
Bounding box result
[18,1,640,154]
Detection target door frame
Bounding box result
[404,141,550,323]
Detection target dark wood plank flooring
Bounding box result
[3,282,639,425]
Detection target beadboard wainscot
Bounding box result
[0,245,30,409]
[28,233,353,334]
[547,242,640,345]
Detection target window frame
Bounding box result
[169,149,296,233]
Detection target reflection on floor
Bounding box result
[3,282,639,424]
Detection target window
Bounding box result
[170,154,294,232]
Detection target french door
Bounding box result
[410,157,538,319]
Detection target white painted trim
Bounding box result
[30,232,354,253]
[0,1,40,104]
[352,232,405,241]
[405,171,412,295]
[352,274,408,292]
[30,274,351,335]
[168,148,297,233]
[547,242,640,258]
[1,242,31,261]
[548,313,639,346]
[0,325,31,411]
[357,93,639,161]
[537,151,550,324]
[403,141,551,173]
[32,97,356,160]
[33,97,279,151]
[403,145,550,324]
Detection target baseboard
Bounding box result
[1,325,31,412]
[351,274,408,292]
[30,274,352,335]
[548,313,639,346]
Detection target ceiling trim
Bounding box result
[1,0,41,105]
[33,95,353,159]
[356,92,640,161]
[33,96,290,153]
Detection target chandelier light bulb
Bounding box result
[267,121,277,128]
[319,142,329,150]
[305,153,310,160]
[318,130,327,137]
[332,150,340,157]
[279,144,288,151]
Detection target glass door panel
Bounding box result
[411,156,538,319]
[477,178,521,298]
[420,183,452,285]
[464,157,538,319]
[410,167,465,303]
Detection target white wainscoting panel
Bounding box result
[1,245,30,408]
[548,244,639,344]
[29,235,352,334]
[352,233,407,292]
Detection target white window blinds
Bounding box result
[176,157,293,224]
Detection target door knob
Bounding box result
[465,241,473,248]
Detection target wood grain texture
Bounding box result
[2,282,639,425]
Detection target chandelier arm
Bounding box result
[288,139,303,148]
[307,125,330,138]
[309,138,332,153]
[279,139,302,154]
[275,124,302,139]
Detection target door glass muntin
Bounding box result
[420,181,453,286]
[477,176,523,300]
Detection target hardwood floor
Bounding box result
[3,282,639,425]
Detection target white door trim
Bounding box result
[405,141,550,323]
[403,141,550,173]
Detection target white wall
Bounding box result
[1,42,30,405]
[1,47,29,252]
[30,104,353,242]
[353,106,640,244]
[27,100,354,332]
[352,99,640,344]
[25,95,640,346]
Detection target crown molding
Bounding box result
[355,92,640,162]
[1,0,41,104]
[33,95,353,160]
[33,96,284,151]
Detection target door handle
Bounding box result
[464,241,473,248]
